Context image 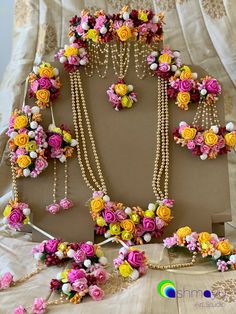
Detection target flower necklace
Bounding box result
[69,70,174,244]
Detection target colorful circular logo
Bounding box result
[157,280,176,298]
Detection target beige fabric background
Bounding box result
[0,1,236,313]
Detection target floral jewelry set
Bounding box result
[1,5,236,313]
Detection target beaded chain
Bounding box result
[192,101,220,129]
[69,71,170,202]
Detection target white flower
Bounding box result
[127,85,134,92]
[69,36,76,43]
[30,151,37,159]
[171,65,177,72]
[192,72,198,80]
[175,70,181,77]
[179,121,187,127]
[210,125,219,134]
[130,269,139,281]
[152,15,159,23]
[30,121,38,129]
[62,283,72,293]
[84,259,92,268]
[173,51,180,58]
[56,272,63,280]
[150,51,158,57]
[53,68,59,76]
[23,208,31,216]
[99,256,108,266]
[213,250,221,260]
[31,106,40,114]
[70,139,78,147]
[123,12,130,20]
[79,59,87,66]
[28,131,35,138]
[144,233,151,242]
[23,168,31,177]
[100,26,107,34]
[226,122,234,132]
[229,254,236,263]
[67,249,75,258]
[81,22,89,30]
[55,251,64,260]
[150,63,158,71]
[104,231,111,238]
[10,131,18,139]
[200,154,208,161]
[59,155,66,163]
[148,203,156,211]
[200,89,207,96]
[103,195,110,202]
[59,56,67,64]
[125,207,132,215]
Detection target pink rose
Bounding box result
[0,272,13,289]
[32,297,46,314]
[142,217,156,231]
[147,54,156,64]
[59,198,73,210]
[162,199,174,208]
[115,209,127,221]
[8,209,23,230]
[200,144,210,154]
[89,285,105,301]
[138,23,148,35]
[13,306,26,314]
[217,136,225,149]
[68,269,86,283]
[94,268,109,284]
[195,133,204,145]
[46,203,60,214]
[30,81,39,93]
[212,144,220,153]
[68,55,80,65]
[80,243,95,257]
[127,250,145,268]
[92,191,103,198]
[179,79,193,92]
[159,62,170,72]
[72,278,88,292]
[30,170,38,178]
[156,217,165,229]
[147,22,158,33]
[35,157,48,171]
[76,24,84,35]
[23,105,31,114]
[16,148,26,156]
[113,20,123,29]
[187,140,196,150]
[103,209,117,223]
[38,77,52,89]
[134,224,144,237]
[107,92,120,105]
[45,239,60,254]
[48,134,62,149]
[32,242,45,254]
[163,236,177,248]
[73,249,86,263]
[139,264,148,275]
[124,19,134,28]
[50,147,63,158]
[95,15,106,30]
[50,79,60,89]
[205,79,221,94]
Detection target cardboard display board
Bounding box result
[19,56,231,242]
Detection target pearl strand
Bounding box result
[10,161,19,202]
[52,159,57,203]
[148,251,197,269]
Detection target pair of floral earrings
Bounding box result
[107,47,236,160]
[4,62,77,238]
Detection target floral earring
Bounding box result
[28,62,77,213]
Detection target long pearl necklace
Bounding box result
[70,70,173,244]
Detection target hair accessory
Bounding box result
[163,226,236,272]
[107,79,137,111]
[28,62,61,109]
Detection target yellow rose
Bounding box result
[120,219,135,233]
[61,269,70,283]
[204,131,218,146]
[144,210,155,218]
[181,65,191,72]
[17,155,32,168]
[181,127,197,140]
[64,46,79,57]
[3,205,12,217]
[52,127,62,134]
[36,89,50,103]
[216,240,231,256]
[14,115,28,129]
[90,197,104,213]
[117,25,132,41]
[109,222,121,235]
[25,141,37,152]
[159,53,172,64]
[121,231,133,241]
[119,261,133,277]
[96,216,107,227]
[14,133,29,147]
[225,132,236,148]
[198,232,211,243]
[156,205,171,222]
[121,96,132,108]
[87,29,99,42]
[138,10,148,22]
[130,213,140,224]
[180,70,192,80]
[63,131,72,143]
[177,91,191,109]
[176,226,192,238]
[38,65,54,78]
[115,84,128,96]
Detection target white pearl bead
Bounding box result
[100,26,107,34]
[148,203,156,211]
[123,12,130,20]
[99,256,108,266]
[28,131,35,138]
[30,121,38,129]
[62,283,72,294]
[171,65,177,72]
[67,249,75,258]
[81,22,89,30]
[23,208,31,215]
[23,168,31,177]
[79,59,87,65]
[200,154,208,160]
[30,151,37,159]
[59,56,67,64]
[192,72,198,80]
[210,125,219,134]
[125,207,132,215]
[127,85,133,92]
[152,15,159,23]
[150,63,158,70]
[10,131,18,139]
[31,106,40,114]
[59,155,66,163]
[200,89,207,96]
[144,233,151,242]
[84,259,92,268]
[103,195,110,202]
[53,68,59,76]
[226,122,234,132]
[173,51,180,58]
[130,269,139,280]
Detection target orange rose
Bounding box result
[224,132,236,148]
[177,91,191,110]
[180,70,192,80]
[117,25,132,41]
[156,205,171,222]
[176,226,192,238]
[181,127,197,140]
[14,134,29,147]
[38,66,54,78]
[115,84,128,96]
[216,240,231,256]
[159,53,172,64]
[17,155,31,168]
[198,232,211,243]
[120,219,135,233]
[14,115,28,129]
[36,89,50,104]
[204,131,218,146]
[90,197,104,213]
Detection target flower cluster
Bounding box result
[68,7,164,45]
[107,80,137,111]
[114,247,147,280]
[3,200,31,230]
[173,121,236,160]
[46,125,78,163]
[198,76,221,105]
[163,226,236,272]
[14,298,46,314]
[7,107,48,178]
[50,241,108,304]
[55,43,88,73]
[0,272,13,290]
[90,191,174,244]
[147,47,182,80]
[28,62,61,109]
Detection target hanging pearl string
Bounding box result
[134,41,150,79]
[64,160,68,199]
[52,159,57,204]
[93,42,109,78]
[10,161,19,202]
[192,101,221,129]
[148,251,197,269]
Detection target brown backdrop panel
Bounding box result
[19,57,231,242]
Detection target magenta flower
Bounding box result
[13,306,26,314]
[155,217,165,229]
[205,79,221,94]
[162,199,174,208]
[200,144,210,154]
[35,157,48,172]
[92,191,103,198]
[127,250,145,268]
[68,55,80,65]
[147,54,155,64]
[46,203,60,214]
[48,134,62,149]
[0,272,13,290]
[80,243,95,257]
[179,79,193,92]
[187,140,196,150]
[134,224,144,237]
[7,209,24,230]
[142,217,156,231]
[72,277,88,292]
[50,147,63,158]
[32,297,46,314]
[195,133,204,145]
[59,198,73,210]
[38,77,52,89]
[103,209,117,223]
[163,236,177,248]
[45,239,60,254]
[89,285,105,301]
[68,269,86,283]
[159,62,170,73]
[94,268,109,284]
[73,249,86,263]
[30,81,39,93]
